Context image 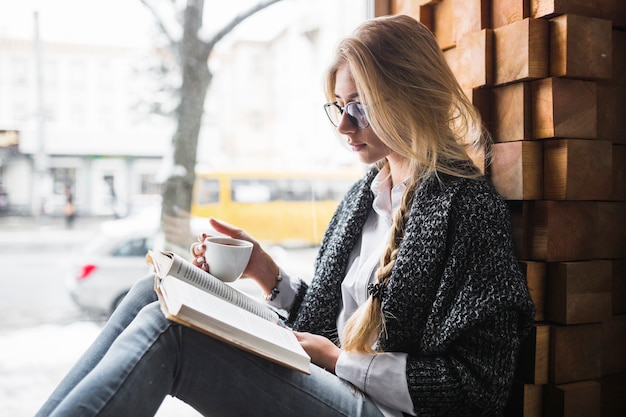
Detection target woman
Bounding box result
[37,14,533,417]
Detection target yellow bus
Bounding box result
[191,169,363,246]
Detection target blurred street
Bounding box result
[0,215,101,331]
[0,214,317,417]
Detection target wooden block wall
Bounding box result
[380,1,626,415]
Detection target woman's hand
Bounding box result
[293,331,341,373]
[190,218,280,295]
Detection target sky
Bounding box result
[0,0,154,46]
[0,0,294,47]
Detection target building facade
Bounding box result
[0,0,366,218]
[0,38,168,217]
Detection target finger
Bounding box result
[189,242,205,257]
[191,254,209,271]
[190,242,198,257]
[209,218,252,242]
[196,232,209,243]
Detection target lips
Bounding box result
[349,143,365,152]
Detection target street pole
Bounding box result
[32,11,48,220]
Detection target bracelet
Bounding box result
[263,270,283,301]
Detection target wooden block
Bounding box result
[491,141,543,200]
[525,201,595,262]
[543,139,613,200]
[465,140,486,175]
[471,87,491,131]
[531,0,626,28]
[492,0,529,28]
[417,2,434,30]
[494,18,549,85]
[376,0,392,16]
[389,0,427,17]
[600,373,626,417]
[614,2,626,29]
[611,145,626,200]
[522,261,547,321]
[612,30,626,86]
[613,260,626,315]
[452,0,489,42]
[549,14,612,80]
[550,323,602,384]
[532,78,597,139]
[490,82,532,142]
[544,380,601,417]
[507,200,526,259]
[593,202,626,259]
[504,382,543,417]
[545,260,613,325]
[602,315,626,375]
[443,48,464,89]
[518,323,550,384]
[390,0,407,14]
[445,29,493,89]
[530,0,610,19]
[613,145,626,200]
[598,85,626,144]
[433,0,455,50]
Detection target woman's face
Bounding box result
[333,65,392,165]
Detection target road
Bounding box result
[0,215,318,417]
[0,215,99,331]
[0,250,83,331]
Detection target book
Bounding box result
[146,250,311,374]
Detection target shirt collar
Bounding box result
[370,165,408,219]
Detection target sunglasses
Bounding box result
[323,102,370,129]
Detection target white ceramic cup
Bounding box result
[203,236,253,282]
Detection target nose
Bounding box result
[336,111,357,134]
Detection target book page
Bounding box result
[160,277,310,374]
[148,250,278,323]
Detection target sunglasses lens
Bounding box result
[324,103,341,127]
[346,102,368,129]
[323,102,369,129]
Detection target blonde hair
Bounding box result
[327,15,490,353]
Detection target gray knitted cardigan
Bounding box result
[288,167,535,417]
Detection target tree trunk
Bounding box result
[162,0,210,218]
[154,0,284,251]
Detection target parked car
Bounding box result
[65,206,268,318]
[66,208,160,317]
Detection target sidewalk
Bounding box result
[0,215,106,247]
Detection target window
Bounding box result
[196,178,219,204]
[229,177,352,203]
[312,179,355,200]
[43,59,58,90]
[50,167,76,195]
[11,58,28,87]
[139,173,160,195]
[112,237,152,257]
[69,61,87,90]
[231,179,273,203]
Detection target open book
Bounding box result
[146,250,310,374]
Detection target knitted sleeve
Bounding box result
[404,311,525,417]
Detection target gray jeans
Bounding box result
[35,276,384,417]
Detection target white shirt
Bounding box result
[271,166,415,417]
